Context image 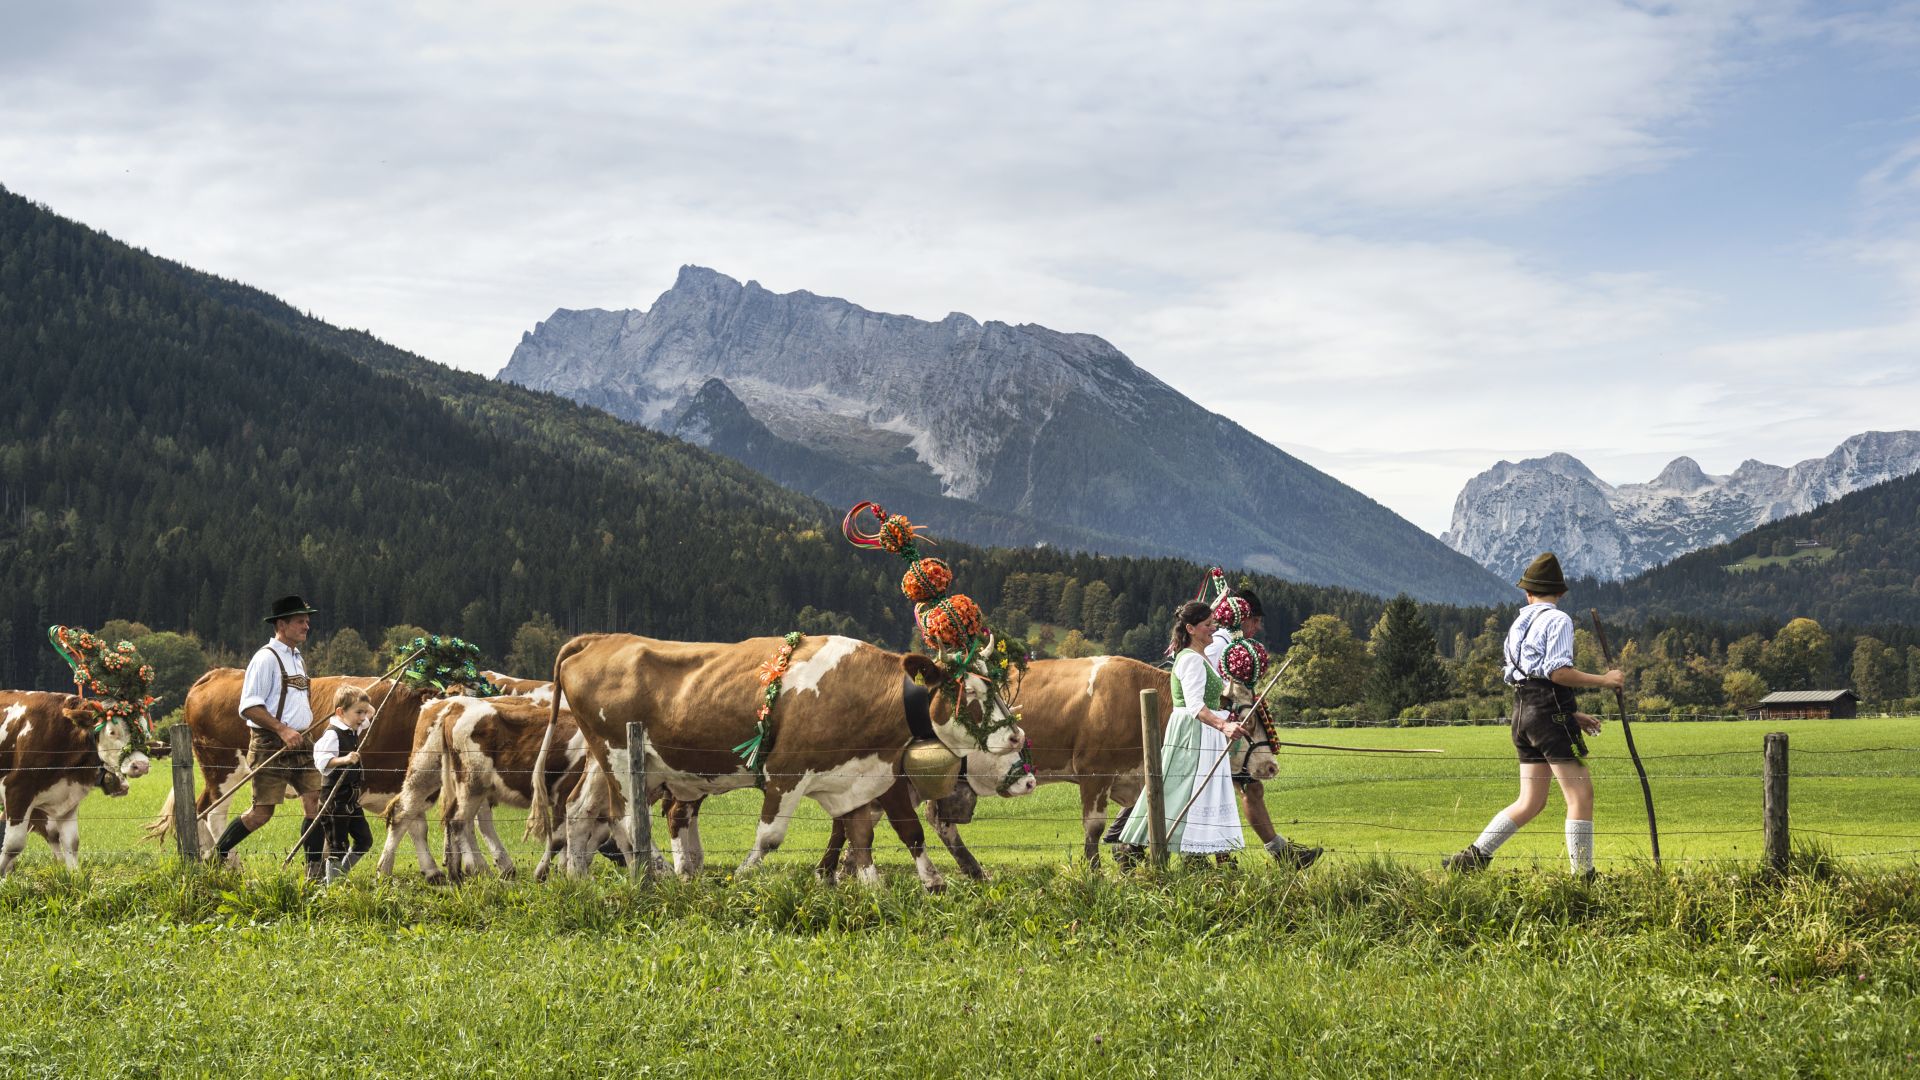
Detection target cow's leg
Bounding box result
[1238,780,1281,852]
[1080,781,1111,865]
[476,804,516,879]
[376,779,446,883]
[0,803,29,877]
[54,812,80,870]
[817,816,848,880]
[924,809,988,881]
[833,803,882,887]
[737,783,804,873]
[873,781,943,891]
[197,763,247,857]
[666,796,706,876]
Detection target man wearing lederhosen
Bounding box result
[213,595,329,879]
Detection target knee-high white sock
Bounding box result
[1473,812,1521,855]
[1566,819,1594,873]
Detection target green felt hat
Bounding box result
[1517,553,1568,595]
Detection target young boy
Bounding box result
[1444,552,1623,877]
[312,685,375,883]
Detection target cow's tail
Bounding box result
[437,719,461,830]
[526,636,589,840]
[143,789,177,840]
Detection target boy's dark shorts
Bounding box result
[1511,680,1584,765]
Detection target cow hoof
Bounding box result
[497,866,517,882]
[422,871,448,886]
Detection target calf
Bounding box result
[1,691,152,875]
[376,693,611,882]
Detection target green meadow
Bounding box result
[0,717,1914,1075]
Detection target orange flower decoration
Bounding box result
[900,558,953,603]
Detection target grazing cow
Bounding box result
[376,693,612,882]
[1,691,153,875]
[145,670,434,853]
[534,633,1035,888]
[817,656,1282,875]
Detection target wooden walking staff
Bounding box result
[198,648,424,825]
[1590,610,1661,868]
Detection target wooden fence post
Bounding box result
[1139,688,1168,869]
[1764,732,1789,873]
[625,721,653,883]
[169,724,199,863]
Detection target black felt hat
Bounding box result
[1228,587,1264,619]
[263,595,320,623]
[1516,553,1568,596]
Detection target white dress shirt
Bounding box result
[239,637,313,732]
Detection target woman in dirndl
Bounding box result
[1117,600,1249,861]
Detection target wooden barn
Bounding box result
[1744,690,1861,721]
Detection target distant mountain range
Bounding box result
[499,266,1510,604]
[1442,432,1920,581]
[1583,465,1920,628]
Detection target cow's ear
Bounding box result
[901,654,949,686]
[61,702,105,731]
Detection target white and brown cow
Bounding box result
[1,690,153,875]
[818,655,1282,876]
[533,633,1034,888]
[145,670,435,853]
[376,692,613,882]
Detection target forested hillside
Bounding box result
[0,186,1490,691]
[1582,469,1920,627]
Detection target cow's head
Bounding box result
[1220,677,1278,782]
[960,748,1038,798]
[901,651,1026,756]
[65,700,151,796]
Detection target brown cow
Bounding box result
[816,655,1281,875]
[534,633,1034,888]
[1,691,153,875]
[146,670,434,855]
[376,693,613,882]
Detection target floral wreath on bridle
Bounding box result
[843,501,1030,752]
[394,635,502,698]
[47,625,158,750]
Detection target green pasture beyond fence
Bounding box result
[23,715,1920,879]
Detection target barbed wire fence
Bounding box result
[4,718,1918,875]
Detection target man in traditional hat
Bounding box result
[213,595,329,878]
[1444,553,1623,877]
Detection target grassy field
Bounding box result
[46,715,1920,875]
[1,717,1915,1075]
[1723,546,1838,573]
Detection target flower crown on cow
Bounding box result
[393,634,501,697]
[841,502,1028,695]
[47,625,158,737]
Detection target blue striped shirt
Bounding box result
[1503,603,1574,685]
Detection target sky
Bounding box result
[4,1,1919,534]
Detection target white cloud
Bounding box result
[9,0,1902,539]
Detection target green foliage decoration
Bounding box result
[395,634,500,697]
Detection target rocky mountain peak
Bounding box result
[499,267,1511,603]
[1652,456,1713,492]
[1445,433,1920,580]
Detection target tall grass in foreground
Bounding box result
[2,854,1914,986]
[3,857,1916,1076]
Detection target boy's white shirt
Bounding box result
[313,716,369,777]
